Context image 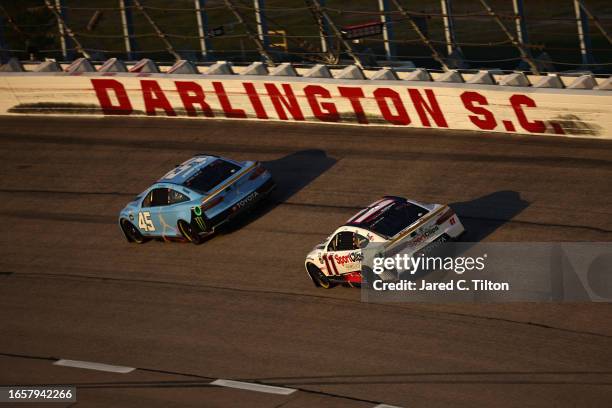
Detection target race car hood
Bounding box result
[305,247,320,263]
[305,238,327,263]
[312,235,331,252]
[119,197,141,219]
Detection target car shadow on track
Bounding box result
[220,149,337,233]
[450,190,530,242]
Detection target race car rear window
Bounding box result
[182,159,240,193]
[365,202,428,237]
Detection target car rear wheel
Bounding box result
[307,263,332,289]
[361,266,382,288]
[121,219,147,244]
[178,220,202,245]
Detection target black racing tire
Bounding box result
[307,263,332,289]
[178,219,202,245]
[120,219,148,244]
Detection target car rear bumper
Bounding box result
[446,216,466,238]
[207,177,276,230]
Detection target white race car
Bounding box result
[304,196,465,288]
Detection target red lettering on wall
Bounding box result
[407,89,448,127]
[264,83,304,120]
[338,87,368,124]
[91,79,133,115]
[373,88,411,126]
[174,81,214,117]
[212,82,247,118]
[141,80,176,116]
[304,85,340,122]
[242,82,268,119]
[551,122,565,135]
[510,94,546,133]
[460,91,497,130]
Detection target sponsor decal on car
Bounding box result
[334,251,364,266]
[410,224,440,245]
[235,191,259,210]
[194,216,207,231]
[191,205,208,231]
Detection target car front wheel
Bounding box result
[307,263,332,289]
[120,219,148,244]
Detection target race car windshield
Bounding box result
[364,202,428,237]
[182,159,241,193]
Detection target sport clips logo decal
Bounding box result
[334,251,364,266]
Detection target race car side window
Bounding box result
[354,233,370,249]
[142,188,170,207]
[327,231,355,252]
[141,191,153,208]
[168,189,189,205]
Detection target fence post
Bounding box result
[574,0,594,66]
[391,0,449,70]
[317,0,330,53]
[194,0,210,60]
[223,0,273,65]
[253,0,269,50]
[477,0,538,73]
[54,0,73,60]
[512,0,528,46]
[378,0,395,60]
[44,0,89,58]
[578,1,612,45]
[440,0,457,56]
[119,0,136,60]
[306,0,364,67]
[132,0,181,60]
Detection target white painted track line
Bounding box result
[54,359,135,373]
[210,379,296,395]
[374,404,403,408]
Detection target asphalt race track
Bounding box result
[1,116,612,407]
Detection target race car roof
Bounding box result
[345,196,429,237]
[158,154,220,185]
[346,196,404,225]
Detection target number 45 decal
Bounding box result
[138,211,155,232]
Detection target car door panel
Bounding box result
[324,231,364,276]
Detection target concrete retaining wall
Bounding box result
[1,69,611,139]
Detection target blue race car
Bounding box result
[119,154,275,244]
